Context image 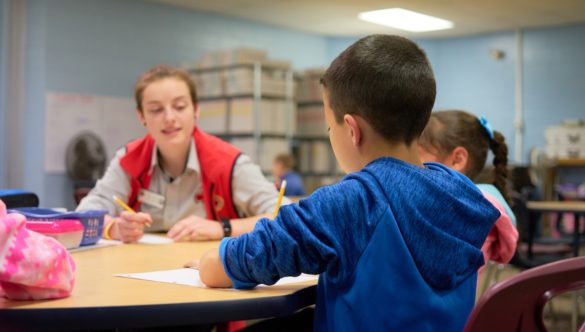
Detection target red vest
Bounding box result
[119,128,241,221]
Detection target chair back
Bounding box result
[465,256,585,332]
[0,189,39,208]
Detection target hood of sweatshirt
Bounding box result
[358,157,500,290]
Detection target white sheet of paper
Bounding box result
[116,268,317,289]
[69,239,120,253]
[139,234,174,244]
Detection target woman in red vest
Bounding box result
[77,65,288,243]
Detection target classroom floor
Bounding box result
[478,264,584,332]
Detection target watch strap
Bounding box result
[220,217,232,238]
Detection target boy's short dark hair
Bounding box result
[321,34,436,144]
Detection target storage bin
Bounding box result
[11,208,107,246]
[26,219,84,249]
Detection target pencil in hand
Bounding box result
[272,180,287,219]
[113,195,135,213]
[112,195,152,228]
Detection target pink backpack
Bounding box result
[0,200,76,300]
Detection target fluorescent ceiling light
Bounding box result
[358,8,454,32]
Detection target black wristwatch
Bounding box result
[220,217,232,238]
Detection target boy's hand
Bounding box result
[198,248,233,288]
[111,211,152,243]
[167,215,223,241]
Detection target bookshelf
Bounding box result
[294,69,343,193]
[190,62,295,175]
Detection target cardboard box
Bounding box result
[225,67,288,97]
[196,48,268,68]
[198,100,228,133]
[545,126,585,145]
[229,98,292,135]
[545,145,585,159]
[231,137,290,172]
[297,105,326,137]
[295,68,326,103]
[193,72,224,98]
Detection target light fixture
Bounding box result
[358,8,454,32]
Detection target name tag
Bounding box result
[138,189,165,209]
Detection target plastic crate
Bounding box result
[11,208,107,246]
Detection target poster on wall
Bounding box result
[45,92,145,173]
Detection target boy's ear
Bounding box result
[343,114,361,146]
[450,146,469,173]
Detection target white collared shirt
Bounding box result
[76,139,290,231]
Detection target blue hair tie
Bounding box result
[479,116,494,140]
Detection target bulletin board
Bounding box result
[45,92,146,173]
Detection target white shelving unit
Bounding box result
[190,62,296,175]
[294,70,343,193]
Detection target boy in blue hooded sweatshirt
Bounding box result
[194,34,500,331]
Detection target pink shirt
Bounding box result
[0,200,76,300]
[480,192,519,270]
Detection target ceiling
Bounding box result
[148,0,585,38]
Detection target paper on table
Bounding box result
[139,234,174,244]
[115,268,317,289]
[69,239,120,253]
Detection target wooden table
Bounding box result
[526,201,585,257]
[0,241,317,331]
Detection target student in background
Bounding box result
[77,65,288,244]
[0,200,75,300]
[272,153,306,196]
[418,110,518,270]
[192,35,500,331]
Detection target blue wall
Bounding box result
[325,36,438,69]
[25,0,329,208]
[327,28,584,164]
[326,34,517,156]
[523,25,585,158]
[432,27,585,164]
[25,0,47,202]
[3,0,585,208]
[44,0,328,97]
[0,0,7,187]
[430,32,517,156]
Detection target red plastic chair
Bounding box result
[465,256,585,332]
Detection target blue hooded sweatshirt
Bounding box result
[220,157,500,331]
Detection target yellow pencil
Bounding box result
[113,195,135,213]
[272,180,287,219]
[112,195,152,228]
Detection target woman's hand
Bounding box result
[167,216,223,241]
[110,211,153,243]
